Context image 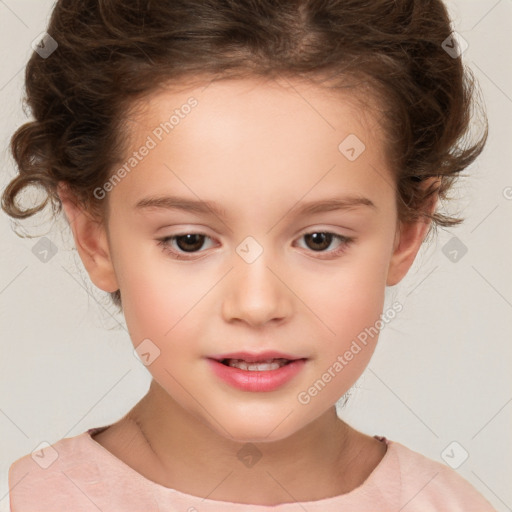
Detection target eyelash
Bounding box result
[156,231,355,260]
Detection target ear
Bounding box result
[386,178,440,286]
[57,182,119,293]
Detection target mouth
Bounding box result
[206,355,308,392]
[216,358,298,371]
[207,351,307,372]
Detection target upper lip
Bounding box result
[208,351,306,363]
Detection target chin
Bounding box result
[210,411,304,445]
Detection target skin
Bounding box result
[58,76,438,506]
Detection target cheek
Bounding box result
[121,267,208,349]
[109,229,208,346]
[302,240,391,333]
[304,238,393,378]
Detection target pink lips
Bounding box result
[206,355,307,392]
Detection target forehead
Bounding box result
[126,75,385,154]
[110,76,392,216]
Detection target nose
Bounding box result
[221,249,292,328]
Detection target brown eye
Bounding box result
[156,232,215,259]
[303,232,334,252]
[174,234,207,252]
[295,231,355,259]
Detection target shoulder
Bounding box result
[8,427,154,512]
[386,440,496,511]
[8,432,101,511]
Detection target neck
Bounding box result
[119,379,385,505]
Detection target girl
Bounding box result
[3,0,496,510]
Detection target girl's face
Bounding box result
[66,77,429,442]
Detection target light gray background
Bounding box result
[1,1,511,510]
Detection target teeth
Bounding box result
[226,358,289,371]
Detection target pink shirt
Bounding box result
[9,426,496,511]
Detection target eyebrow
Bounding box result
[134,195,376,218]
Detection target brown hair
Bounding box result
[1,0,488,311]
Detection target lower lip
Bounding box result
[206,358,307,392]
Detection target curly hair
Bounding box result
[1,0,488,311]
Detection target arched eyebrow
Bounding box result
[290,196,376,216]
[134,195,376,218]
